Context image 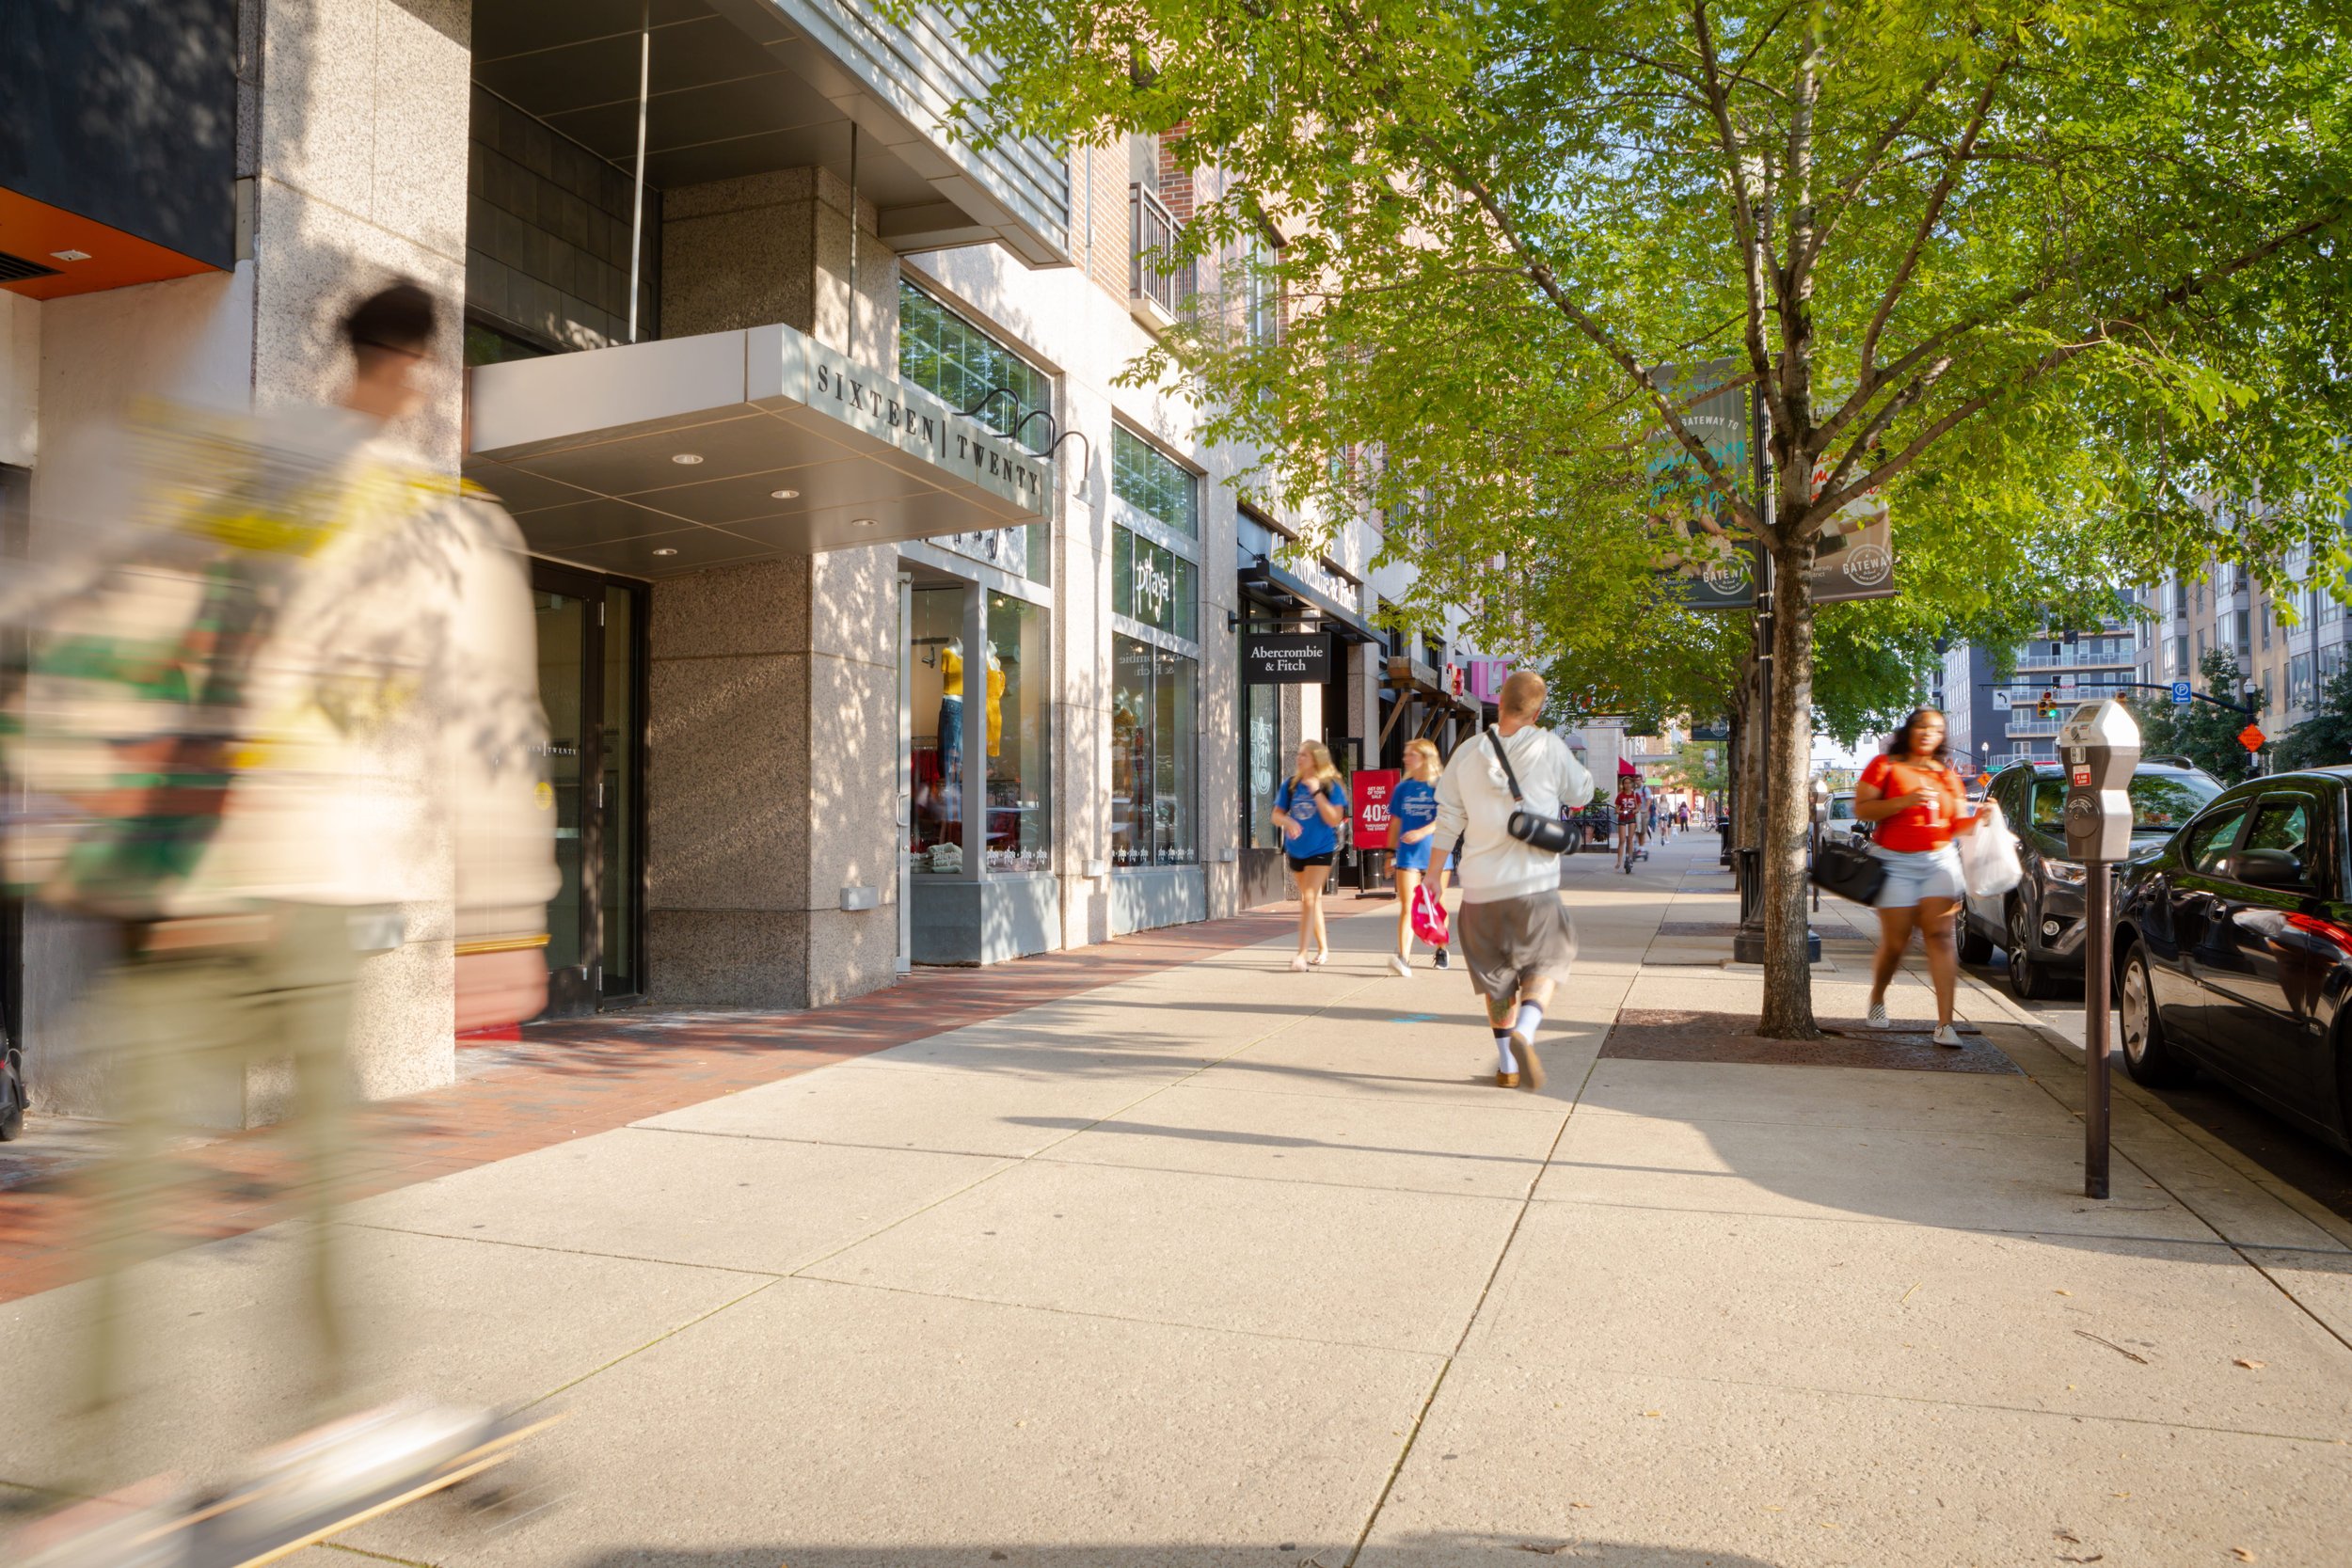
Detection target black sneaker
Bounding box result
[1433,947,1450,969]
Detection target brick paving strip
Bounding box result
[0,903,1371,1305]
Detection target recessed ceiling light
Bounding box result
[671,453,703,466]
[851,517,877,528]
[49,249,90,262]
[771,488,800,499]
[651,546,679,556]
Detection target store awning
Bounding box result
[464,322,1054,578]
[1238,554,1378,643]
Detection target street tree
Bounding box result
[2135,649,2266,783]
[956,0,2352,1036]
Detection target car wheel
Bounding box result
[2119,944,2195,1087]
[2008,897,2067,1001]
[1958,912,1994,965]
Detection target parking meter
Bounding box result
[2057,698,2139,1200]
[2059,701,2139,863]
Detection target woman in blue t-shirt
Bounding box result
[1273,740,1349,971]
[1386,737,1452,977]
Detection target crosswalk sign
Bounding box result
[2169,680,2193,705]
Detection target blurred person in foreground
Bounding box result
[3,280,558,1563]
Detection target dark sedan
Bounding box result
[1963,759,2221,999]
[2112,768,2352,1152]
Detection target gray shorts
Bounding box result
[1456,891,1578,1003]
[1871,844,1963,909]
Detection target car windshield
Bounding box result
[1827,795,1855,820]
[2027,770,2220,834]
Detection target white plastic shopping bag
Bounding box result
[1961,800,2024,899]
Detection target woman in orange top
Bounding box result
[1853,706,1984,1046]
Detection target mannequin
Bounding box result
[937,637,964,783]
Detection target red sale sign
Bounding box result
[1353,769,1402,847]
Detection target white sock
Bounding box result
[1514,1002,1545,1039]
[1493,1029,1518,1072]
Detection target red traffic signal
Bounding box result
[2239,724,2265,752]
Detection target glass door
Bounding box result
[530,561,645,1015]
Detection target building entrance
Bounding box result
[529,562,647,1015]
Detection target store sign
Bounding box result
[1354,768,1402,846]
[1468,658,1510,705]
[937,525,1032,578]
[1242,632,1331,684]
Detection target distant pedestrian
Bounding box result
[1613,777,1643,873]
[1387,738,1450,976]
[1435,672,1595,1089]
[1854,706,1984,1046]
[1677,802,1692,833]
[1275,740,1349,972]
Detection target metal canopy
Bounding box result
[471,0,1068,261]
[466,323,1054,578]
[1239,555,1378,643]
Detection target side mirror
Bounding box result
[2234,847,2309,889]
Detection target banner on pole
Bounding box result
[1644,358,1757,610]
[1804,459,1897,603]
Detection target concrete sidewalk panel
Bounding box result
[1466,1201,2352,1439]
[1534,1108,2219,1241]
[638,1057,1175,1158]
[1356,1360,2352,1567]
[2246,1247,2352,1344]
[1039,1081,1567,1199]
[349,1277,1440,1568]
[804,1159,1521,1353]
[0,1220,758,1490]
[345,1126,1009,1274]
[1574,1058,2063,1132]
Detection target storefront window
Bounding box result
[1113,524,1198,640]
[910,584,969,874]
[1243,673,1283,848]
[1113,426,1199,538]
[985,593,1052,871]
[1112,635,1198,866]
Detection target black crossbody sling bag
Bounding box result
[1486,726,1576,855]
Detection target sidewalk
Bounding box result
[6,832,2350,1565]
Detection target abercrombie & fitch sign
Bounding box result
[1242,632,1333,685]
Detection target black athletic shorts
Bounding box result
[1287,851,1336,872]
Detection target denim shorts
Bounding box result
[1871,843,1963,909]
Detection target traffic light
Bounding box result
[2040,689,2062,719]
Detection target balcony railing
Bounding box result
[1129,183,1194,319]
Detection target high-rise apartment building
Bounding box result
[2,0,1495,1124]
[2132,535,2352,737]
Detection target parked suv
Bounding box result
[1963,758,2222,999]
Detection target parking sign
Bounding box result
[2169,680,2193,706]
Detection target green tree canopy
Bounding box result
[956,0,2352,1033]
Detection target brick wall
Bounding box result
[1156,125,1194,222]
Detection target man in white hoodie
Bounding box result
[1433,671,1595,1090]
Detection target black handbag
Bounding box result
[1810,838,1886,905]
[1487,728,1576,855]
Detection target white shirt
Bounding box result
[1432,725,1597,904]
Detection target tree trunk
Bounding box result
[1757,533,1821,1038]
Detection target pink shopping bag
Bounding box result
[1410,882,1450,947]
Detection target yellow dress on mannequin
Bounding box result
[986,654,1006,755]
